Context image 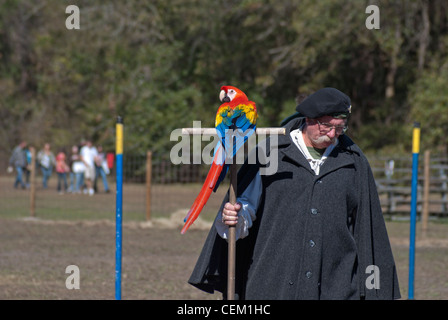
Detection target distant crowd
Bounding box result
[8,140,112,196]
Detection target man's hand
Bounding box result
[222,202,241,226]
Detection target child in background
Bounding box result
[56,151,70,194]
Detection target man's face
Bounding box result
[304,116,347,149]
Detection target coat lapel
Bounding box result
[318,144,355,177]
[276,126,315,175]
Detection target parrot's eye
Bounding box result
[227,89,236,101]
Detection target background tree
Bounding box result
[1,0,447,162]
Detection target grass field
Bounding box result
[1,175,448,300]
[0,175,227,222]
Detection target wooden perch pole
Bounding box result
[227,140,237,300]
[183,126,285,300]
[182,127,285,136]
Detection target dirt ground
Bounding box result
[1,176,448,300]
[0,217,218,300]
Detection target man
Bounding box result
[9,141,28,189]
[188,87,400,300]
[80,140,98,196]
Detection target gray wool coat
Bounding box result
[188,117,401,300]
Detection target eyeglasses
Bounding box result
[316,120,348,135]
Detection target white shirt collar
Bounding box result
[290,125,338,175]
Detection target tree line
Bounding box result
[1,0,447,158]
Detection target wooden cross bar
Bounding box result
[181,127,285,136]
[182,127,285,300]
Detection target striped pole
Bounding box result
[408,122,420,300]
[115,116,124,300]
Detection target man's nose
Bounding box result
[326,128,337,138]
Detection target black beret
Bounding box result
[295,87,352,119]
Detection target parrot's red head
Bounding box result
[219,86,248,105]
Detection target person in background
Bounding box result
[24,145,33,189]
[94,145,110,193]
[68,145,84,194]
[55,149,70,194]
[78,138,88,192]
[37,143,55,189]
[8,141,28,189]
[80,140,98,196]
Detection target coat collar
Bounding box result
[278,117,357,176]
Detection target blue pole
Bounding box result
[408,122,420,300]
[115,116,124,300]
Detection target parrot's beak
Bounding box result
[219,90,231,103]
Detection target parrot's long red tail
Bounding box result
[181,145,225,234]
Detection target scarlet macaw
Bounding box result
[181,86,258,234]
